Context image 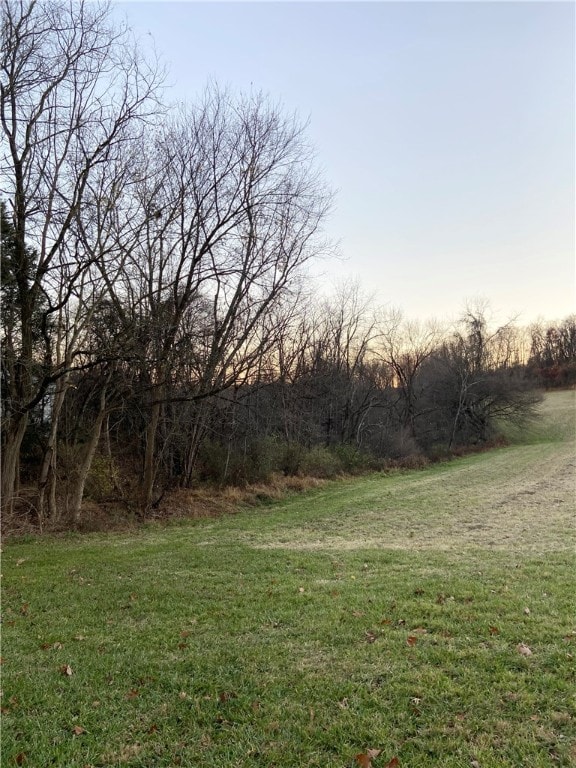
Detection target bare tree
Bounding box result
[528,315,576,387]
[304,283,381,446]
[0,0,161,512]
[95,87,332,509]
[376,313,440,447]
[437,307,540,448]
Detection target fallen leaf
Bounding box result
[72,725,86,735]
[60,664,73,676]
[148,723,159,733]
[407,636,417,647]
[386,759,400,768]
[355,749,381,767]
[125,688,139,699]
[517,643,533,656]
[489,626,500,636]
[15,753,26,765]
[218,691,237,703]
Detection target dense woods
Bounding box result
[1,1,572,530]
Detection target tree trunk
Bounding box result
[1,413,29,515]
[36,374,69,524]
[183,403,208,487]
[448,375,468,450]
[102,414,121,494]
[68,385,108,524]
[142,397,162,511]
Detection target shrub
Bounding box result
[85,455,121,501]
[331,443,380,473]
[299,446,342,478]
[279,442,304,476]
[197,437,281,486]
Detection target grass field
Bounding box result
[2,390,575,767]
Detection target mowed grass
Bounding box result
[2,392,575,767]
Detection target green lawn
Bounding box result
[2,391,575,767]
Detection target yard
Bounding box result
[2,391,575,767]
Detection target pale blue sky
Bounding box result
[115,1,575,325]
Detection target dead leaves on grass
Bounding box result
[218,691,238,703]
[355,751,399,768]
[362,617,429,647]
[41,641,63,650]
[355,749,381,768]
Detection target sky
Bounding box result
[114,0,575,326]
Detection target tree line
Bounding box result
[526,315,576,389]
[1,1,571,529]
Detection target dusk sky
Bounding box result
[114,1,575,326]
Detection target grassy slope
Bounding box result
[2,391,575,767]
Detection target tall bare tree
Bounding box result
[376,313,440,446]
[95,87,332,509]
[0,0,161,511]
